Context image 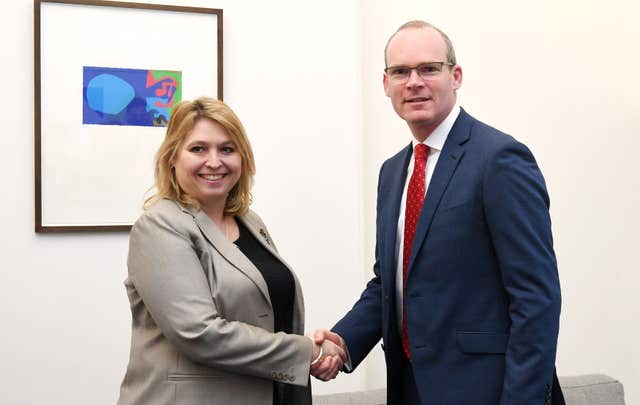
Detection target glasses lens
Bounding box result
[417,62,443,77]
[389,67,409,79]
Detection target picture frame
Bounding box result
[34,0,223,232]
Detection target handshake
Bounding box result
[309,329,348,381]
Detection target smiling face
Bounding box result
[383,27,462,141]
[172,118,242,215]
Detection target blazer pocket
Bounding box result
[437,199,471,214]
[168,373,225,382]
[456,331,508,354]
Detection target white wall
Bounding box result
[1,0,367,403]
[2,0,639,403]
[361,0,640,403]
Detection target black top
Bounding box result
[233,220,295,405]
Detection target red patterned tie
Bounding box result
[402,143,429,361]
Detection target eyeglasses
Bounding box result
[384,61,454,82]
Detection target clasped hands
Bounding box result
[309,329,347,381]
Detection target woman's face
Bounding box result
[173,118,242,212]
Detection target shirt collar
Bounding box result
[412,104,460,151]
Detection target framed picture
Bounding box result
[34,0,222,232]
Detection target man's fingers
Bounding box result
[313,328,330,344]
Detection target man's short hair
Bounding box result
[384,20,457,67]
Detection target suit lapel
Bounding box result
[380,144,413,290]
[188,208,272,307]
[407,110,472,273]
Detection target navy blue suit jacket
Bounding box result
[333,109,564,405]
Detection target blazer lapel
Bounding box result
[407,109,472,273]
[237,213,303,310]
[380,144,413,290]
[188,208,272,307]
[238,213,291,269]
[238,212,306,333]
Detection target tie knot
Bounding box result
[414,143,429,162]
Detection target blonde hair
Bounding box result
[145,97,256,216]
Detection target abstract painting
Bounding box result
[83,66,182,127]
[36,0,221,232]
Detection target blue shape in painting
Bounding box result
[82,66,180,127]
[86,74,135,115]
[145,97,170,123]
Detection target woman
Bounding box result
[117,97,344,405]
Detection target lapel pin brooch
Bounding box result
[259,229,272,246]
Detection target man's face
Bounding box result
[383,27,462,139]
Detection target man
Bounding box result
[313,21,565,404]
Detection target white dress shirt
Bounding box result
[394,105,461,333]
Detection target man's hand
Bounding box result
[313,329,346,350]
[309,329,348,381]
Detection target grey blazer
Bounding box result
[117,199,313,405]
